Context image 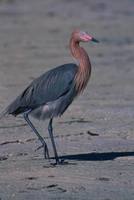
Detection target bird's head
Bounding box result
[72,30,99,43]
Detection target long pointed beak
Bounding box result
[91,37,99,43]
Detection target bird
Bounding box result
[0,30,99,164]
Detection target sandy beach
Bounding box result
[0,0,134,199]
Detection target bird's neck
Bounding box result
[70,38,91,93]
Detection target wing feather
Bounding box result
[6,63,78,115]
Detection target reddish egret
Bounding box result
[0,30,99,164]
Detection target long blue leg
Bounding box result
[48,118,60,164]
[23,111,50,160]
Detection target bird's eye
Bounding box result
[79,31,86,37]
[81,31,86,35]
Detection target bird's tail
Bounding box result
[0,107,9,120]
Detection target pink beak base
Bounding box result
[81,34,99,43]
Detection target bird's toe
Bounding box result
[35,143,50,160]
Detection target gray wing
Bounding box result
[6,63,78,116]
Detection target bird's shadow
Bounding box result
[59,151,134,161]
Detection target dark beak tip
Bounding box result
[91,37,99,43]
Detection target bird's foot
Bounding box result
[35,142,50,160]
[50,158,68,166]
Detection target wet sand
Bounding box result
[0,0,134,199]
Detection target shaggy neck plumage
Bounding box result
[70,37,91,93]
